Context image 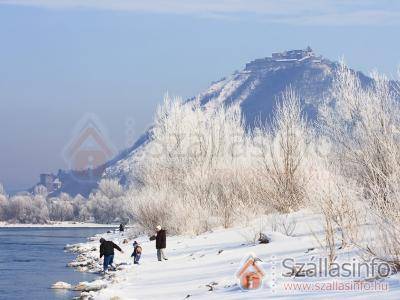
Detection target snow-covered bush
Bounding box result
[124,90,321,235]
[128,96,257,234]
[5,195,49,224]
[320,63,400,208]
[0,189,91,223]
[71,194,91,221]
[237,216,268,245]
[319,62,400,266]
[251,88,313,214]
[49,197,74,221]
[98,178,124,199]
[307,161,363,268]
[0,183,6,220]
[0,194,7,221]
[128,187,198,234]
[308,159,363,248]
[87,179,131,224]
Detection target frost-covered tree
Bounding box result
[253,88,312,213]
[319,62,400,266]
[320,63,400,207]
[71,194,90,221]
[5,195,49,224]
[98,178,124,199]
[0,195,7,221]
[0,183,6,221]
[130,95,262,233]
[87,179,130,223]
[0,189,91,223]
[49,198,74,221]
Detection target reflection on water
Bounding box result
[0,227,111,300]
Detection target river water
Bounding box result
[0,227,111,300]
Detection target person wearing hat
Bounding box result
[99,237,124,273]
[150,225,168,261]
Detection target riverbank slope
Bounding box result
[68,210,400,299]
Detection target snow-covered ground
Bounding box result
[65,210,400,299]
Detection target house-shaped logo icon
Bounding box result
[236,254,266,290]
[63,115,115,182]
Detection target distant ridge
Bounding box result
[32,48,376,197]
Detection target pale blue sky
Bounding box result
[0,1,399,191]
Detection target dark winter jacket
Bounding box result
[131,245,142,257]
[100,240,122,258]
[150,229,167,249]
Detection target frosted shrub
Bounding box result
[98,179,124,199]
[238,216,268,245]
[129,187,199,235]
[253,88,312,213]
[129,95,256,234]
[0,185,92,223]
[319,62,400,266]
[71,194,90,221]
[49,198,74,221]
[77,205,91,222]
[5,195,49,224]
[0,194,7,221]
[276,214,297,236]
[209,169,254,229]
[320,63,400,207]
[87,180,131,224]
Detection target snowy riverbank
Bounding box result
[63,210,400,299]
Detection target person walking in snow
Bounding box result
[150,225,168,261]
[131,241,142,264]
[99,237,124,273]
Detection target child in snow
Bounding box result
[131,241,142,264]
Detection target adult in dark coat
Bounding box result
[100,238,124,272]
[150,225,168,261]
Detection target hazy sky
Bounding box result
[1,0,399,192]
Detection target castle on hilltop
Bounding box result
[272,46,314,61]
[39,173,62,193]
[245,47,323,71]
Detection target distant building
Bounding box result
[244,47,322,71]
[53,178,62,190]
[39,173,62,192]
[272,47,314,61]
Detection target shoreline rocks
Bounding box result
[63,232,130,299]
[73,280,107,292]
[51,281,72,289]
